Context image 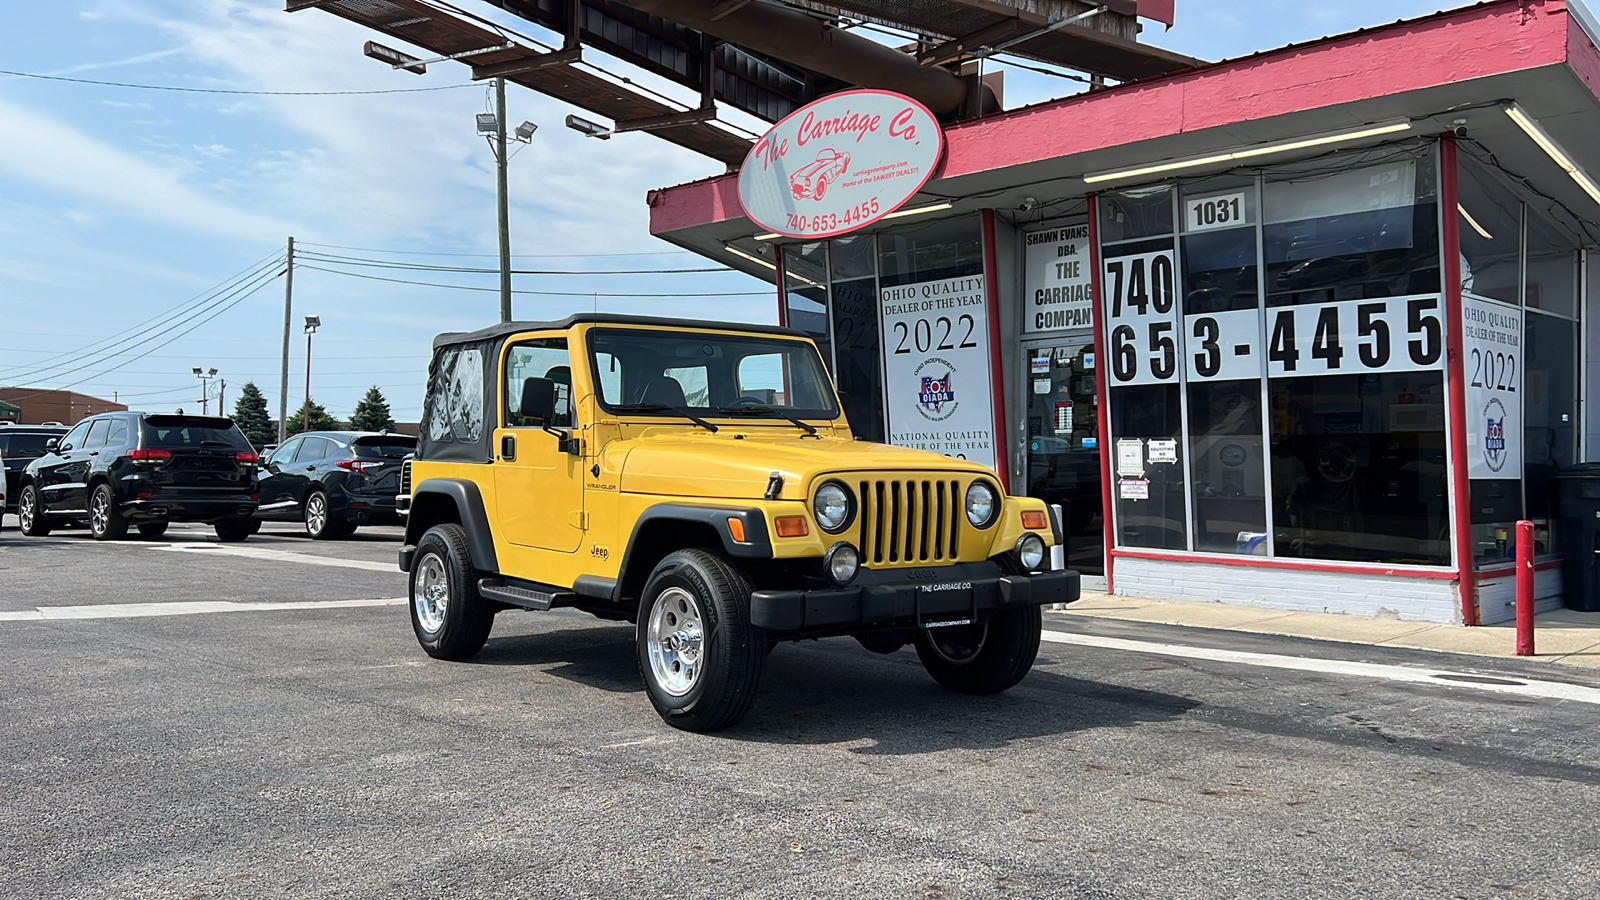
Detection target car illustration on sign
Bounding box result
[790,149,850,200]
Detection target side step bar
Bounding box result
[477,578,576,611]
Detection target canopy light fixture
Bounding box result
[1083,121,1414,185]
[753,232,781,241]
[880,201,953,220]
[1457,203,1493,241]
[724,245,776,272]
[565,114,612,140]
[1504,103,1600,206]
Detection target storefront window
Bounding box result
[1263,148,1440,307]
[829,235,885,441]
[782,243,830,370]
[1182,177,1267,552]
[877,217,983,287]
[1457,157,1523,304]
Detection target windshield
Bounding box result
[140,416,250,450]
[587,328,838,420]
[353,436,417,459]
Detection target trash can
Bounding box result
[1555,464,1600,611]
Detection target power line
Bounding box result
[296,240,697,259]
[295,249,737,275]
[0,68,475,96]
[3,270,285,402]
[297,265,773,297]
[0,254,286,382]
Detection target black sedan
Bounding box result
[257,431,415,539]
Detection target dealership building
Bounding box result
[643,0,1600,625]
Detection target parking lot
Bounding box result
[4,520,1600,899]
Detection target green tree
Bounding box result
[231,381,275,449]
[288,397,341,435]
[348,385,396,432]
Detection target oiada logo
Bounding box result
[1483,398,1508,472]
[915,358,957,421]
[737,89,943,240]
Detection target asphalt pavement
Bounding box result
[1,518,1598,899]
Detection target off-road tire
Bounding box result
[410,524,494,660]
[137,522,169,539]
[18,485,51,536]
[89,483,128,541]
[635,549,765,732]
[213,519,253,543]
[913,605,1042,695]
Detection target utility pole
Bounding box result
[303,315,320,434]
[495,76,512,322]
[278,236,295,443]
[218,379,226,414]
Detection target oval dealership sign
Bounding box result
[738,89,943,240]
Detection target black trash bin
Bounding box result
[1555,464,1600,612]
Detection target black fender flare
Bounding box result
[608,504,774,602]
[403,478,498,573]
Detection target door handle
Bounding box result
[500,434,516,461]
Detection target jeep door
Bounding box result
[494,336,585,553]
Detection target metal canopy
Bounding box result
[289,0,1193,165]
[288,0,761,163]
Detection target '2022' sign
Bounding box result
[1103,250,1446,386]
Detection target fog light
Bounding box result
[824,542,860,586]
[1015,533,1046,571]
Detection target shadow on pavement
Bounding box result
[470,622,1199,754]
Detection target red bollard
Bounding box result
[1515,519,1535,657]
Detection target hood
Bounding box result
[616,431,992,500]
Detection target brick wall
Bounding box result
[0,389,126,425]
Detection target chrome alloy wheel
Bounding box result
[413,551,449,634]
[304,493,327,536]
[90,488,110,536]
[18,488,37,531]
[925,621,991,666]
[647,586,706,697]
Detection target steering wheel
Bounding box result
[727,396,767,408]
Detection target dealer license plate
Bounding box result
[917,581,974,628]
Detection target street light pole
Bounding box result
[495,76,512,323]
[302,316,320,433]
[193,366,218,415]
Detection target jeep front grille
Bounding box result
[400,458,412,496]
[857,478,962,565]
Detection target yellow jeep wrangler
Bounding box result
[399,314,1078,730]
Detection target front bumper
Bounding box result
[749,562,1079,632]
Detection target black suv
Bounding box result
[18,413,259,541]
[0,423,68,514]
[257,431,415,539]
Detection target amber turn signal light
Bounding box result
[1020,510,1049,530]
[774,516,810,538]
[727,517,747,543]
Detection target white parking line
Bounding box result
[0,597,406,622]
[1041,629,1600,706]
[152,543,397,572]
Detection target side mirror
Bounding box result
[45,437,60,451]
[519,376,556,424]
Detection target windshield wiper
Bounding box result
[716,405,818,436]
[610,403,719,433]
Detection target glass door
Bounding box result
[1023,337,1104,576]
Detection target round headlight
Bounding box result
[814,481,853,533]
[1016,533,1047,571]
[824,542,860,586]
[965,481,998,528]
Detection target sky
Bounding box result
[0,0,1466,424]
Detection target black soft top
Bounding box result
[432,313,805,350]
